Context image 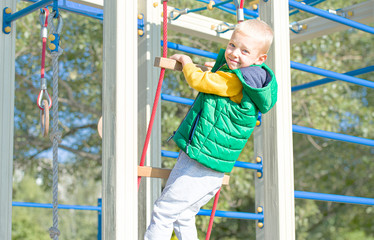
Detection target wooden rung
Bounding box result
[138,166,230,186]
[154,57,211,72]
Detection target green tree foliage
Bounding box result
[12,0,374,239]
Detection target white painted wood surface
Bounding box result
[0,0,16,240]
[137,0,161,239]
[255,0,295,239]
[290,0,374,44]
[102,0,138,239]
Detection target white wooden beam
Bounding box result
[290,0,374,44]
[137,0,162,238]
[102,0,138,239]
[166,6,232,44]
[255,0,295,240]
[0,0,16,239]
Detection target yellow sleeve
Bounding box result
[182,63,243,99]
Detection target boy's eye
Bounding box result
[229,43,235,48]
[243,50,249,54]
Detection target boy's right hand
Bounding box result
[170,54,193,67]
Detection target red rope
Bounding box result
[41,8,49,79]
[206,188,221,240]
[138,0,168,189]
[239,0,244,9]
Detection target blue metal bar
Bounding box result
[198,209,263,220]
[161,94,194,106]
[161,150,179,158]
[26,0,104,20]
[162,41,218,59]
[291,61,374,89]
[97,198,102,240]
[293,125,374,147]
[289,0,374,34]
[161,150,262,171]
[234,161,262,171]
[292,65,374,92]
[295,191,374,206]
[12,201,101,211]
[4,0,53,24]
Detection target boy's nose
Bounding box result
[232,48,240,57]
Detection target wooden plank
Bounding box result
[255,1,295,240]
[102,0,138,239]
[154,57,211,72]
[0,0,16,239]
[138,166,230,186]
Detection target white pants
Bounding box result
[144,151,224,240]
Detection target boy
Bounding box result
[145,19,277,240]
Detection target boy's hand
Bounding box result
[170,54,193,67]
[204,62,215,68]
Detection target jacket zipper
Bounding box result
[167,93,201,142]
[186,110,202,154]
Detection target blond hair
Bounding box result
[234,19,274,54]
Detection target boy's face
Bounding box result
[225,31,267,70]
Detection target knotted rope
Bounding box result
[47,11,63,240]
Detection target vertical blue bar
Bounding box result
[97,198,102,240]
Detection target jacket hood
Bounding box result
[212,49,278,113]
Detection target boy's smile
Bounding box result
[225,31,267,70]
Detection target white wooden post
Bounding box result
[255,0,295,239]
[102,0,138,239]
[137,0,162,238]
[0,0,16,239]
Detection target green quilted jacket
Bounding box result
[170,49,278,173]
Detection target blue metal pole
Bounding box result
[161,150,179,158]
[161,150,262,171]
[161,94,194,106]
[234,161,262,171]
[12,201,101,211]
[162,41,218,59]
[97,198,102,240]
[198,209,263,220]
[4,0,53,24]
[293,125,374,147]
[291,61,374,89]
[295,191,374,206]
[289,0,374,34]
[292,65,374,92]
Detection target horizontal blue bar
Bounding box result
[161,150,179,158]
[293,125,374,147]
[161,150,262,171]
[162,41,218,59]
[292,65,374,92]
[161,94,194,105]
[289,0,374,34]
[198,209,263,220]
[12,202,101,211]
[295,191,374,206]
[234,161,262,171]
[26,0,103,20]
[5,0,53,23]
[291,61,374,89]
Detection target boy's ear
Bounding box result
[255,54,267,65]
